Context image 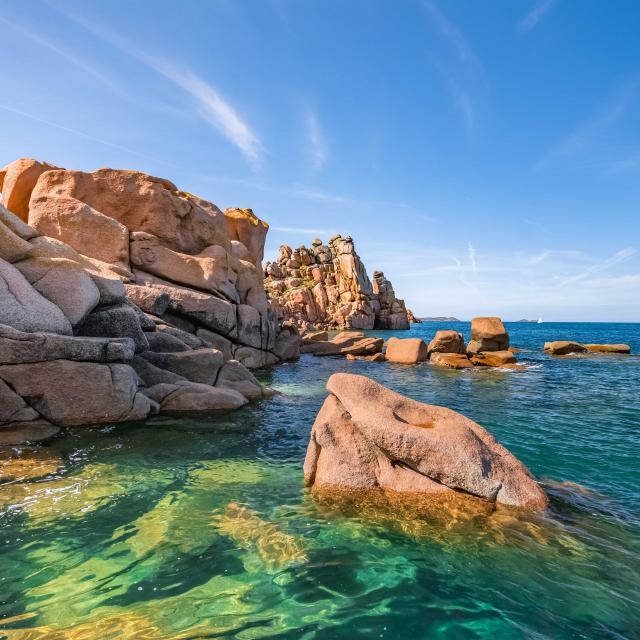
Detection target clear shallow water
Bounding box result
[1,322,639,639]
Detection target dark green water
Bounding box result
[1,322,639,639]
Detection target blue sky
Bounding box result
[1,0,639,320]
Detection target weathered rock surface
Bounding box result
[264,235,409,332]
[430,352,474,369]
[304,374,548,509]
[584,343,631,354]
[544,341,588,355]
[301,332,384,357]
[427,330,465,355]
[0,157,291,442]
[467,317,509,353]
[0,158,59,221]
[470,350,517,368]
[0,323,134,364]
[0,258,72,335]
[385,337,429,364]
[0,361,154,426]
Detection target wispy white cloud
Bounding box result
[518,0,558,32]
[467,241,477,272]
[541,78,640,166]
[305,110,327,171]
[427,54,475,132]
[0,103,179,169]
[421,0,483,73]
[529,250,551,265]
[152,63,263,166]
[0,14,119,93]
[557,247,637,286]
[47,5,263,167]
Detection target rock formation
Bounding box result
[467,317,509,353]
[0,157,301,444]
[303,373,548,509]
[264,235,409,332]
[544,341,630,355]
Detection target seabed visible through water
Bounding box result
[1,322,639,639]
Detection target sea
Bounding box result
[0,321,638,639]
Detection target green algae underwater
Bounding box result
[1,322,639,639]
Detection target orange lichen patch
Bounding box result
[0,447,62,482]
[214,502,307,571]
[224,207,268,228]
[410,421,435,429]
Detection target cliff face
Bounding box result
[264,234,409,332]
[0,157,299,444]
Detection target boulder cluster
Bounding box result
[304,373,548,509]
[263,235,409,332]
[385,316,522,370]
[0,158,301,445]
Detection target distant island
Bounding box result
[516,319,537,323]
[418,317,460,322]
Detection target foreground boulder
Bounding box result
[467,317,509,353]
[385,337,429,364]
[304,373,548,509]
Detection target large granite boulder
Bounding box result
[224,208,268,267]
[427,330,465,355]
[544,341,588,355]
[304,373,548,509]
[0,258,72,335]
[0,361,154,427]
[78,304,149,353]
[301,331,384,357]
[0,324,134,364]
[142,381,247,412]
[28,166,230,254]
[140,348,224,385]
[28,195,130,269]
[0,158,58,221]
[385,337,429,364]
[467,317,509,353]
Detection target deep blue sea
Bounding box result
[1,322,639,639]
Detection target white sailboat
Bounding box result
[537,317,543,324]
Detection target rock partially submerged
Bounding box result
[301,331,383,357]
[467,317,509,354]
[385,337,429,364]
[304,373,548,509]
[545,341,631,355]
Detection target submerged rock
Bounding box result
[430,352,474,369]
[304,373,548,509]
[544,341,588,355]
[584,343,630,354]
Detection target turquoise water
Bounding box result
[1,322,639,639]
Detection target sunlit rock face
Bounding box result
[263,234,409,333]
[304,373,549,510]
[0,158,298,442]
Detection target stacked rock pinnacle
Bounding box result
[264,234,409,331]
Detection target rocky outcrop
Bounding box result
[427,330,465,355]
[264,235,409,332]
[304,373,548,509]
[301,331,384,357]
[406,309,421,324]
[545,341,631,355]
[429,352,474,369]
[467,317,509,353]
[0,158,298,444]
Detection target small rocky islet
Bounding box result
[0,157,633,511]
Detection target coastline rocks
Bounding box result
[427,330,465,355]
[385,337,429,364]
[467,317,509,354]
[470,350,517,368]
[545,341,631,355]
[303,373,548,509]
[544,341,588,355]
[0,420,60,446]
[0,361,154,426]
[0,158,59,221]
[224,208,268,267]
[142,381,248,412]
[301,331,384,357]
[264,235,409,332]
[584,343,631,354]
[0,258,72,335]
[430,352,474,369]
